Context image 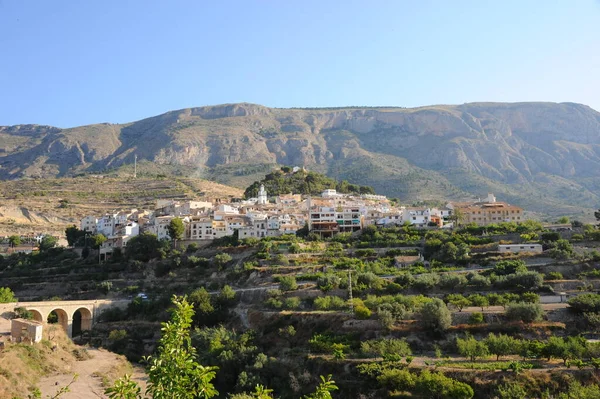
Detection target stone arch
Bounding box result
[47,308,70,335]
[28,309,44,323]
[72,307,93,336]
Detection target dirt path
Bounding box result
[39,348,147,399]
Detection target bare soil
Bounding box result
[39,348,147,399]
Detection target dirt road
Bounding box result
[39,348,147,399]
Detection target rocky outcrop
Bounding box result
[1,102,600,213]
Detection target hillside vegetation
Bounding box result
[243,167,375,198]
[5,218,600,397]
[1,102,600,217]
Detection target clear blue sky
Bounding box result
[1,1,599,128]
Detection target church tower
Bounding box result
[257,184,268,205]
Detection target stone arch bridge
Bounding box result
[11,299,129,338]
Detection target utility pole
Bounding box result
[348,269,353,313]
[134,154,137,179]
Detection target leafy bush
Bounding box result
[265,297,282,309]
[354,305,372,319]
[125,232,163,262]
[314,296,347,311]
[439,273,467,289]
[418,298,452,334]
[283,296,301,310]
[360,338,412,358]
[376,368,415,391]
[213,253,232,269]
[496,271,544,292]
[485,333,521,360]
[316,275,341,292]
[0,287,16,303]
[469,312,484,325]
[186,243,199,253]
[414,370,474,399]
[355,249,376,257]
[278,276,298,291]
[568,294,600,313]
[545,272,563,281]
[505,302,543,323]
[492,260,528,276]
[456,335,489,361]
[308,333,349,354]
[469,273,491,288]
[413,273,440,291]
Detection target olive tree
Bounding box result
[418,298,451,335]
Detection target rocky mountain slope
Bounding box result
[1,102,600,217]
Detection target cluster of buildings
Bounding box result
[79,186,524,258]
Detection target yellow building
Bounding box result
[449,193,524,226]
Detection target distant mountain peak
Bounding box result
[1,102,599,216]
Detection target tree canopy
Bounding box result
[244,168,375,199]
[167,218,185,243]
[38,235,58,251]
[125,232,164,262]
[106,296,337,399]
[8,235,21,248]
[0,287,17,303]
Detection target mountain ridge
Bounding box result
[1,101,599,217]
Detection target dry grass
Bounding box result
[0,326,77,399]
[92,354,134,388]
[0,175,243,237]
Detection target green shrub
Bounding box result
[278,276,298,291]
[108,329,128,341]
[439,273,467,289]
[415,370,474,399]
[568,293,600,313]
[492,260,528,276]
[469,312,484,324]
[316,275,341,292]
[413,273,440,291]
[354,305,372,319]
[283,296,301,310]
[418,298,452,334]
[186,243,199,253]
[456,335,489,361]
[355,248,376,257]
[377,368,415,391]
[360,338,412,358]
[506,302,543,323]
[545,272,563,281]
[496,271,544,291]
[314,296,347,310]
[265,298,282,309]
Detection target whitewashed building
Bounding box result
[498,244,543,254]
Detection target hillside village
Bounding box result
[3,176,600,398]
[77,186,525,260]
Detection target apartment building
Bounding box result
[448,194,524,226]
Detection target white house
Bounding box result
[321,189,340,198]
[80,216,98,233]
[96,214,118,237]
[498,244,543,254]
[150,216,175,241]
